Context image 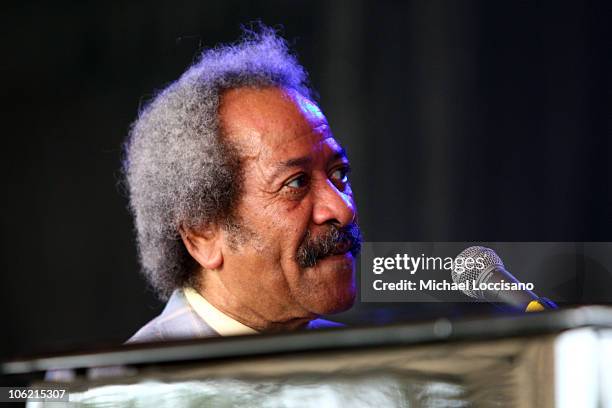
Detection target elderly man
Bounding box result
[124,28,362,343]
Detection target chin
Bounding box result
[305,255,357,314]
[324,288,356,314]
[308,290,355,315]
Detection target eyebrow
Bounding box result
[269,147,348,182]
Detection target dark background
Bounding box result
[1,0,610,359]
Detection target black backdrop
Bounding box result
[1,0,610,359]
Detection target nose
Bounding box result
[312,178,356,227]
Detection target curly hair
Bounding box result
[123,26,312,299]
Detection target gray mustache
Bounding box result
[296,223,362,268]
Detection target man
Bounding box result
[124,27,362,343]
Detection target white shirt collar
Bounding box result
[183,287,258,336]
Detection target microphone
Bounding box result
[451,246,557,312]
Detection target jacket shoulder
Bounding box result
[126,290,218,344]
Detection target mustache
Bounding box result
[296,223,362,268]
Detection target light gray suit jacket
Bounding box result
[127,289,344,344]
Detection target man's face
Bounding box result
[217,86,360,325]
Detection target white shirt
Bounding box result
[183,287,258,336]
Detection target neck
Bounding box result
[195,269,315,332]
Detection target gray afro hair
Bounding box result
[123,26,312,299]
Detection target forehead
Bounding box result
[218,87,334,161]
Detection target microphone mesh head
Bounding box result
[451,246,504,298]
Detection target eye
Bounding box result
[285,173,309,189]
[330,165,351,189]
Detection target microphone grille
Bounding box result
[451,246,504,298]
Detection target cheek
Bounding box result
[233,187,314,270]
[226,211,302,275]
[263,201,312,250]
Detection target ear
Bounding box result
[179,224,223,270]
